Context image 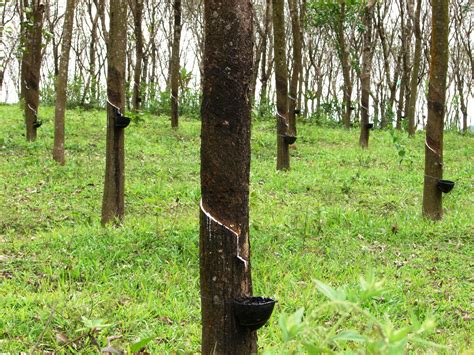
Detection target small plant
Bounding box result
[389,129,408,164]
[271,273,444,354]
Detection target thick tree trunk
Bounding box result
[288,0,302,136]
[200,0,256,353]
[132,0,144,112]
[170,0,182,128]
[407,0,422,136]
[273,0,290,170]
[359,0,375,148]
[422,0,449,220]
[20,0,45,142]
[101,0,128,225]
[53,0,76,165]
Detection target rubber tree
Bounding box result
[101,0,128,225]
[20,0,45,142]
[258,0,273,117]
[200,0,256,352]
[422,0,449,220]
[169,0,182,128]
[53,0,76,165]
[359,0,375,148]
[337,0,352,129]
[131,0,144,112]
[288,0,303,136]
[407,0,422,136]
[273,0,290,170]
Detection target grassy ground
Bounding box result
[0,104,472,353]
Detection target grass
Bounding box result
[0,104,473,353]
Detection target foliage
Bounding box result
[305,99,343,127]
[306,0,365,32]
[0,105,472,352]
[268,274,443,354]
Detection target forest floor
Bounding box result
[0,104,473,353]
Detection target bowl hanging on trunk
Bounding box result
[233,296,277,331]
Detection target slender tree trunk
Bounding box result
[259,1,273,117]
[132,0,144,112]
[288,0,302,136]
[359,0,375,148]
[455,73,468,133]
[200,0,256,352]
[101,0,128,225]
[53,0,76,165]
[170,0,182,128]
[396,78,405,130]
[337,1,352,128]
[407,0,422,136]
[422,0,449,220]
[273,0,290,170]
[20,0,45,142]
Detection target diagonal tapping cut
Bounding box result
[199,199,249,272]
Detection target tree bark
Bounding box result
[273,0,290,170]
[170,0,182,128]
[288,0,302,136]
[422,0,449,220]
[20,0,45,142]
[200,0,256,353]
[337,1,352,129]
[101,0,128,225]
[132,0,144,112]
[258,0,273,117]
[53,0,76,165]
[359,0,375,148]
[407,0,422,136]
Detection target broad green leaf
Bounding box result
[332,330,367,343]
[129,337,154,353]
[314,280,346,301]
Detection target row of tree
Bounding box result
[1,0,471,131]
[0,0,458,350]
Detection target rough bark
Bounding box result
[288,0,302,136]
[170,0,182,128]
[101,0,128,225]
[407,0,422,136]
[272,0,290,170]
[200,0,256,353]
[20,0,45,142]
[359,0,375,148]
[53,0,76,165]
[422,0,449,220]
[132,0,144,112]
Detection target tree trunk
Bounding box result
[259,0,273,117]
[273,0,290,170]
[359,0,375,148]
[20,0,45,142]
[101,0,128,225]
[422,0,449,220]
[407,0,422,136]
[53,0,76,165]
[132,0,144,112]
[337,1,352,128]
[288,0,302,136]
[455,72,468,133]
[170,0,182,128]
[200,0,256,353]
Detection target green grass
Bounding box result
[0,104,473,353]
